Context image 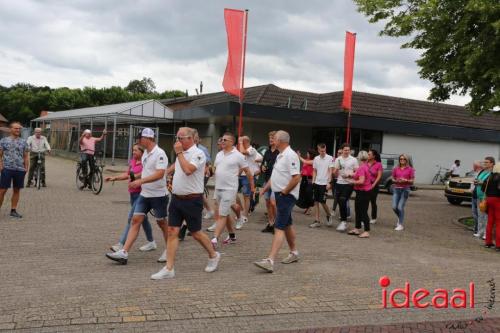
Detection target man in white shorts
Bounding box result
[211,132,254,248]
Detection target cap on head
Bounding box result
[140,128,155,139]
[83,129,91,134]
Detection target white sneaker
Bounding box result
[235,216,248,230]
[151,267,175,280]
[139,241,157,252]
[346,215,352,222]
[203,211,214,219]
[309,221,321,228]
[331,210,336,217]
[205,252,221,273]
[482,235,486,240]
[473,233,480,238]
[370,219,377,224]
[105,249,128,265]
[326,216,333,227]
[395,224,404,231]
[110,243,123,252]
[336,221,347,231]
[207,223,217,232]
[157,250,167,263]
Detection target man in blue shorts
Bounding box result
[106,128,168,265]
[151,127,220,280]
[254,131,301,273]
[0,121,29,219]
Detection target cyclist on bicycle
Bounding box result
[79,129,107,187]
[26,128,51,187]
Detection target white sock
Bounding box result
[291,250,299,256]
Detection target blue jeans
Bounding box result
[274,192,296,230]
[392,187,410,225]
[472,197,479,233]
[119,192,154,245]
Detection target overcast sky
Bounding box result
[0,0,469,105]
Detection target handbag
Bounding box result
[479,175,491,213]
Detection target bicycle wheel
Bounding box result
[36,165,41,190]
[91,168,103,195]
[431,174,439,185]
[76,165,85,190]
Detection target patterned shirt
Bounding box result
[0,136,29,171]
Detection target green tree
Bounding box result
[354,0,500,114]
[125,77,157,94]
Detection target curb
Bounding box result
[453,215,475,231]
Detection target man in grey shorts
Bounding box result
[211,132,254,248]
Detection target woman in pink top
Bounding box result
[105,144,155,252]
[347,151,372,238]
[391,154,415,231]
[367,149,383,224]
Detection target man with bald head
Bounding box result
[254,130,301,273]
[26,128,51,187]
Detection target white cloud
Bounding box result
[0,0,469,106]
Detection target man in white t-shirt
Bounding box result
[236,135,257,228]
[211,132,254,248]
[106,128,168,265]
[332,143,358,231]
[309,143,334,228]
[449,160,461,178]
[151,127,220,280]
[254,130,301,273]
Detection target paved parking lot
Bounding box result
[0,156,499,332]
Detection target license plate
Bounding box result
[450,188,465,194]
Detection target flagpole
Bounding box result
[346,110,352,144]
[237,9,248,138]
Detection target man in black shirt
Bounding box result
[260,131,279,233]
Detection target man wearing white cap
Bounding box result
[79,128,106,187]
[106,128,169,265]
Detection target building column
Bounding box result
[111,117,117,166]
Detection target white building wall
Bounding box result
[382,133,500,184]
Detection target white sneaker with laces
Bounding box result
[395,224,404,231]
[151,267,175,280]
[326,216,333,227]
[203,211,214,219]
[370,219,377,224]
[207,223,217,232]
[473,233,480,238]
[205,252,221,272]
[235,216,248,230]
[105,249,128,264]
[111,243,123,252]
[139,241,157,252]
[157,250,167,263]
[336,221,347,231]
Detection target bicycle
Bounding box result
[32,152,44,190]
[76,151,104,195]
[431,165,450,185]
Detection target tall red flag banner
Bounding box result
[222,8,248,137]
[342,31,356,143]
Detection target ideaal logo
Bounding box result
[379,276,474,309]
[378,276,496,330]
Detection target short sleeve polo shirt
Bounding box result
[172,144,206,195]
[271,146,301,199]
[140,145,168,198]
[214,148,248,191]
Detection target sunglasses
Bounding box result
[221,138,233,142]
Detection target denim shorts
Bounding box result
[133,195,168,220]
[0,169,26,189]
[274,192,296,230]
[263,188,275,201]
[238,175,252,197]
[168,195,203,232]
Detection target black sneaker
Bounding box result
[484,244,494,248]
[261,224,274,233]
[10,211,22,219]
